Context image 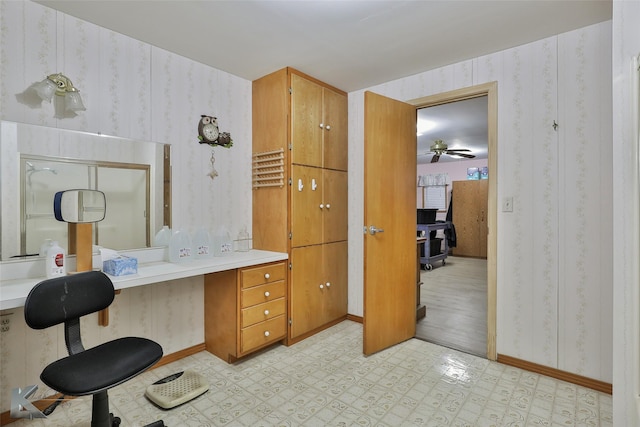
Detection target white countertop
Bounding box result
[0,250,288,310]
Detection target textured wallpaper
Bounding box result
[0,0,251,411]
[348,21,613,383]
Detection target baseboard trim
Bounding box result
[1,343,207,425]
[346,314,363,323]
[286,316,349,345]
[497,354,612,395]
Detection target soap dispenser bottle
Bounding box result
[46,241,66,278]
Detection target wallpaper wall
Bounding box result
[347,21,613,384]
[0,0,251,410]
[611,0,640,423]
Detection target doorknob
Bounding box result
[369,225,384,235]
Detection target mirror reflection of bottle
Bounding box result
[46,241,66,278]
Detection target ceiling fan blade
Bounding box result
[450,152,476,159]
[445,148,471,152]
[430,154,440,163]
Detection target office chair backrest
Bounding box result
[24,271,115,330]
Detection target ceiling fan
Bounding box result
[428,139,476,163]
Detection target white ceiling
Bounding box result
[417,96,488,163]
[34,0,611,165]
[35,0,611,92]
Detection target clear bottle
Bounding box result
[213,226,232,256]
[236,226,250,252]
[169,229,192,263]
[154,225,172,246]
[192,227,212,259]
[46,241,66,278]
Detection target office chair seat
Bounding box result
[24,271,163,427]
[41,337,162,396]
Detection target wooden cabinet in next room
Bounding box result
[452,180,488,258]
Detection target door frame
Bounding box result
[408,82,498,360]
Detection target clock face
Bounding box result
[202,123,219,142]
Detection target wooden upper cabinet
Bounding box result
[291,73,348,171]
[323,88,348,171]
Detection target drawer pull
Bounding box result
[326,282,331,288]
[264,310,270,316]
[319,284,324,289]
[264,331,270,337]
[264,291,270,297]
[264,273,270,280]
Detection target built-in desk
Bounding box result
[0,249,288,310]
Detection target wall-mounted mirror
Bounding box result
[0,121,171,260]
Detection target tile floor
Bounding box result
[9,320,612,426]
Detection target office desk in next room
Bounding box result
[417,222,451,270]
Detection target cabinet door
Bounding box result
[291,74,323,167]
[291,165,323,247]
[452,180,488,258]
[323,88,348,171]
[290,245,325,338]
[323,241,348,322]
[322,169,348,243]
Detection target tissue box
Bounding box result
[103,256,138,276]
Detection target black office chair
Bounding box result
[24,271,164,427]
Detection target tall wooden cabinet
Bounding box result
[252,67,348,344]
[452,180,488,258]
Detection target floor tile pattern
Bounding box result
[8,321,612,426]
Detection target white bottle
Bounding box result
[46,241,66,278]
[192,227,212,259]
[169,229,192,263]
[154,225,172,246]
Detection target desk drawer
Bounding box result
[241,315,286,353]
[241,298,285,328]
[242,281,285,307]
[241,262,286,289]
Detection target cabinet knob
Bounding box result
[264,273,270,280]
[326,282,331,288]
[264,291,270,297]
[319,123,324,129]
[326,203,331,209]
[264,331,270,337]
[325,125,331,131]
[264,310,270,316]
[319,284,324,289]
[319,204,324,209]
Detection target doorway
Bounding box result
[409,82,497,360]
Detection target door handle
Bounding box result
[369,225,384,235]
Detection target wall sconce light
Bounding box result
[33,73,86,112]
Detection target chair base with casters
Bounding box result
[24,271,164,427]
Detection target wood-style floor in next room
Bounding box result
[9,321,611,426]
[416,256,487,358]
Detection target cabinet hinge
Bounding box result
[289,262,292,270]
[289,318,293,325]
[288,143,292,150]
[289,232,292,240]
[289,87,292,94]
[288,178,292,185]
